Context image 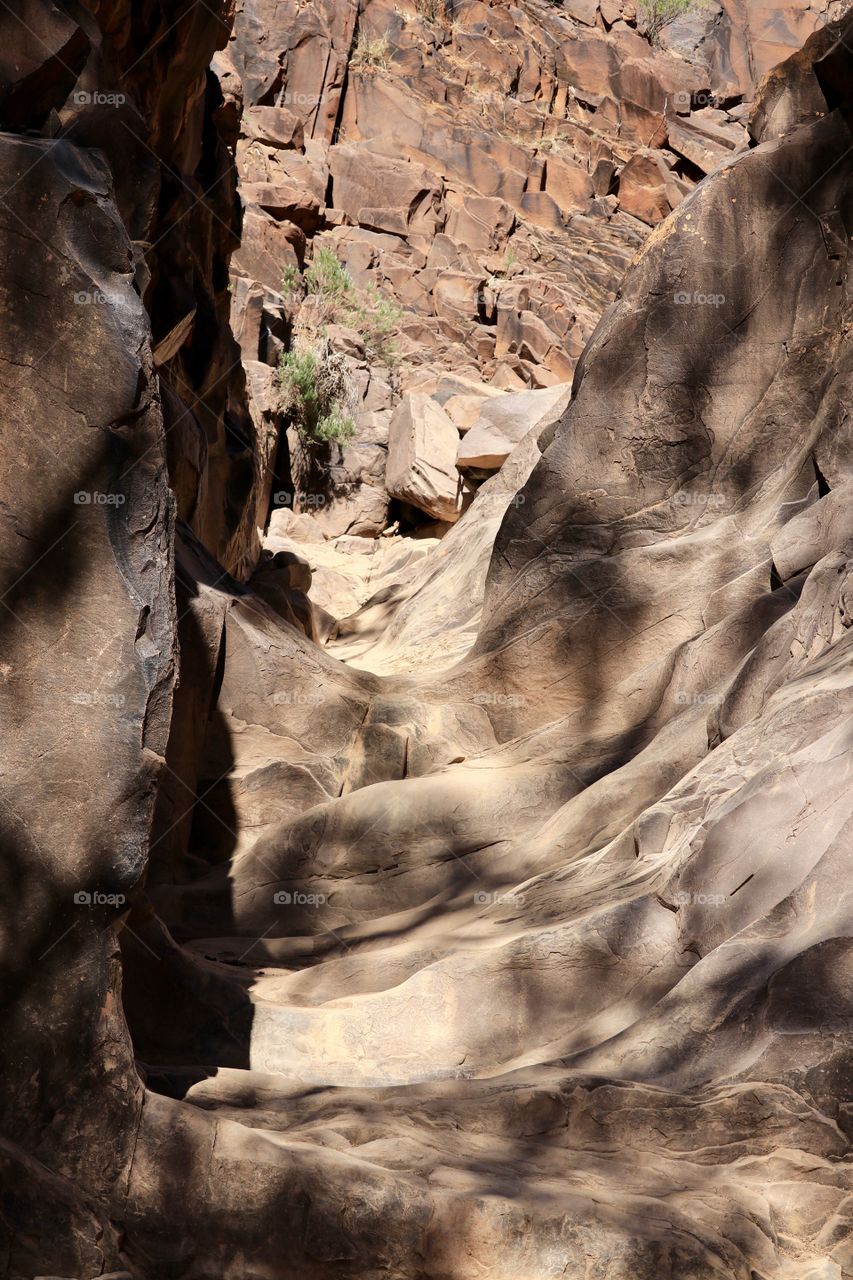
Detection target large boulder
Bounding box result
[457,383,573,471]
[386,393,463,521]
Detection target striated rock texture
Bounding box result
[5,4,853,1280]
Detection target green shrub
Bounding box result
[278,344,356,447]
[304,246,353,302]
[281,263,300,295]
[278,247,403,452]
[637,0,702,45]
[347,284,403,365]
[314,409,358,445]
[300,246,403,366]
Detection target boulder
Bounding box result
[667,109,748,175]
[242,104,305,150]
[386,394,463,521]
[329,144,441,232]
[617,148,678,224]
[544,154,594,214]
[457,383,573,471]
[433,272,486,324]
[444,193,515,251]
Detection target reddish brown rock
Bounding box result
[544,154,594,213]
[617,148,678,223]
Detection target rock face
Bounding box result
[6,4,853,1280]
[220,0,839,535]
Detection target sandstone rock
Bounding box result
[386,393,463,522]
[432,271,485,324]
[496,305,559,364]
[242,104,305,150]
[667,112,745,174]
[457,383,573,471]
[240,180,323,231]
[544,154,594,213]
[330,144,442,234]
[8,2,853,1278]
[443,193,515,251]
[520,189,564,229]
[0,13,183,1269]
[617,147,677,223]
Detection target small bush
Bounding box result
[351,31,391,72]
[299,246,403,366]
[281,263,300,295]
[314,408,358,445]
[347,283,404,365]
[279,344,357,447]
[304,246,353,301]
[416,0,450,22]
[637,0,702,45]
[277,246,403,456]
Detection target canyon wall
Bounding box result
[2,2,853,1279]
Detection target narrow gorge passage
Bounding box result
[4,2,853,1279]
[126,17,853,1271]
